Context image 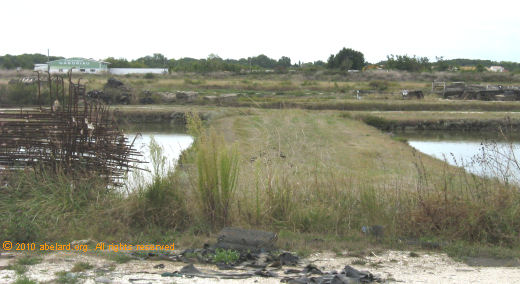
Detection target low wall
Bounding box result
[109,68,168,75]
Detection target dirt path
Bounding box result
[1,250,520,283]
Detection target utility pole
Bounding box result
[47,49,50,72]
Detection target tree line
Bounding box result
[2,50,520,73]
[0,54,63,70]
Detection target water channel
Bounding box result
[122,123,193,188]
[121,123,520,186]
[396,130,520,183]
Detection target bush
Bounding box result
[6,83,38,105]
[144,73,155,79]
[0,84,7,104]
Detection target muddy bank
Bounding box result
[359,115,520,132]
[112,108,210,125]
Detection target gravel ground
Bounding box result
[1,250,520,283]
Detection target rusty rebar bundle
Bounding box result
[0,71,143,186]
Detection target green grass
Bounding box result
[13,276,37,284]
[70,262,93,272]
[7,264,28,275]
[55,271,79,284]
[105,252,134,264]
[6,256,42,276]
[16,256,42,266]
[351,259,367,265]
[212,248,240,264]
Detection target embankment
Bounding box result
[356,114,520,132]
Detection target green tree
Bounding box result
[327,48,365,70]
[250,54,277,69]
[385,54,431,72]
[435,56,450,71]
[277,56,291,68]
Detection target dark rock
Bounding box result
[269,260,282,268]
[278,252,299,266]
[281,276,311,284]
[180,263,202,274]
[302,264,323,275]
[331,274,355,284]
[213,227,278,252]
[106,78,124,88]
[153,263,165,269]
[254,268,278,277]
[161,272,184,277]
[343,265,379,282]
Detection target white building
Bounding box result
[488,66,505,72]
[108,68,168,75]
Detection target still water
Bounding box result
[123,123,193,188]
[396,131,520,182]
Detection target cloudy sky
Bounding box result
[1,0,519,63]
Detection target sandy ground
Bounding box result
[1,249,520,283]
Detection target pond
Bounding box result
[395,130,520,183]
[122,123,193,188]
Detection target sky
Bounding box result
[1,0,519,63]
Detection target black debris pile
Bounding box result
[139,90,155,104]
[105,78,125,88]
[161,263,382,283]
[88,78,133,104]
[173,245,297,269]
[156,227,383,283]
[281,265,382,283]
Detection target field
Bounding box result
[2,71,520,278]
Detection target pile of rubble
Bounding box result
[87,78,133,104]
[141,227,383,283]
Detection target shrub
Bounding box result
[187,113,240,228]
[6,83,38,105]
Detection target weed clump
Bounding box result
[187,112,239,229]
[213,248,240,264]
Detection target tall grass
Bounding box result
[3,109,520,251]
[128,136,190,231]
[188,113,239,228]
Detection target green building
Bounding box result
[44,57,109,74]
